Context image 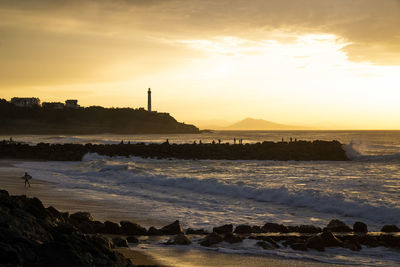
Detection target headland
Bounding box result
[0,98,199,134]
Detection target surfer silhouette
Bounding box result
[22,172,32,188]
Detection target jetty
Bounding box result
[0,140,348,161]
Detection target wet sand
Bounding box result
[0,159,353,267]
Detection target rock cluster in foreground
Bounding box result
[2,190,399,267]
[0,139,348,161]
[0,189,138,267]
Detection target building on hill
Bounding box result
[11,97,40,107]
[42,102,65,109]
[65,100,80,109]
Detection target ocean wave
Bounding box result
[345,141,400,162]
[78,153,400,224]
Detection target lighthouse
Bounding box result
[147,88,152,112]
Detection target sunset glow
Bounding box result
[1,0,400,129]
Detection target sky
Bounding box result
[0,0,400,129]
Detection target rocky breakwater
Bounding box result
[0,139,348,161]
[0,189,136,267]
[2,189,399,266]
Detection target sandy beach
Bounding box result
[0,159,355,267]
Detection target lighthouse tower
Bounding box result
[147,88,152,112]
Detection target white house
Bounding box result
[11,97,41,107]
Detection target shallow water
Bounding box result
[6,131,400,266]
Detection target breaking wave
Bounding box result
[345,140,400,162]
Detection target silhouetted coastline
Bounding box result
[0,140,348,161]
[0,99,199,134]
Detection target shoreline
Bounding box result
[0,160,364,267]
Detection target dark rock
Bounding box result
[306,235,325,251]
[89,234,114,250]
[70,212,93,224]
[223,233,244,244]
[262,222,288,233]
[342,240,362,251]
[356,234,380,247]
[249,235,280,248]
[234,225,252,234]
[120,221,147,235]
[323,219,352,232]
[213,224,233,234]
[113,237,129,248]
[103,221,121,234]
[251,226,263,233]
[166,234,192,245]
[380,235,400,248]
[353,222,368,233]
[0,242,22,265]
[282,237,305,248]
[126,236,139,244]
[200,232,223,247]
[185,228,208,235]
[0,189,10,198]
[290,242,308,251]
[147,226,163,236]
[0,189,133,267]
[161,220,183,235]
[256,241,274,250]
[297,225,322,233]
[381,225,400,233]
[320,232,343,247]
[55,222,76,235]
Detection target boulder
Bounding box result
[161,220,183,235]
[70,212,93,224]
[262,222,288,233]
[147,226,163,236]
[74,220,104,234]
[323,219,352,232]
[166,234,192,245]
[89,234,114,250]
[213,224,233,234]
[234,225,252,234]
[306,235,325,251]
[200,232,223,247]
[353,222,368,233]
[380,234,400,248]
[185,228,208,235]
[120,221,147,235]
[251,226,263,233]
[103,221,121,234]
[297,225,322,234]
[249,235,280,248]
[319,232,343,247]
[223,233,244,244]
[112,237,129,248]
[356,234,380,247]
[381,225,400,233]
[342,240,362,251]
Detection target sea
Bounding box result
[2,131,400,266]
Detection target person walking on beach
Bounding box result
[22,172,32,188]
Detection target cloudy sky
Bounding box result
[1,0,399,129]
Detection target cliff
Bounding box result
[0,99,199,134]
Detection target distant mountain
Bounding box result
[223,118,309,130]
